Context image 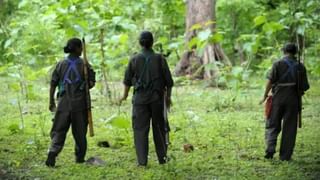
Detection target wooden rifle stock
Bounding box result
[82,37,94,136]
[297,37,302,128]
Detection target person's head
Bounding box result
[64,38,82,56]
[139,31,154,49]
[282,43,298,56]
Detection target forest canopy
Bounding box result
[1,0,319,82]
[0,0,320,179]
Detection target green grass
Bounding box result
[0,77,319,179]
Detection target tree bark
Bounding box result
[99,29,112,100]
[175,0,231,79]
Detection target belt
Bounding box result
[277,83,296,87]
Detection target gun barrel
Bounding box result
[163,92,170,145]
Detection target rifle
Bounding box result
[160,43,170,146]
[297,37,302,128]
[163,91,170,146]
[82,37,94,136]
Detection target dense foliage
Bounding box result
[0,0,319,179]
[1,0,319,93]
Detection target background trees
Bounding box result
[175,0,230,80]
[0,1,320,179]
[0,0,319,97]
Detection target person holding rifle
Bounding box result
[120,31,174,166]
[260,43,309,161]
[46,38,96,167]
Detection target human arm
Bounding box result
[162,56,174,108]
[259,80,272,104]
[49,63,60,112]
[119,57,134,103]
[88,64,96,89]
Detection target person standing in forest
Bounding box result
[46,38,96,167]
[260,43,309,161]
[119,31,174,166]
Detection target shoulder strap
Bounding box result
[63,58,82,84]
[278,58,298,82]
[137,53,152,83]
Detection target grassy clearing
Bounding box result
[0,77,319,179]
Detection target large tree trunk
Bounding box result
[175,0,231,79]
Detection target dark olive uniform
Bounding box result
[49,56,95,161]
[265,56,309,160]
[123,49,174,165]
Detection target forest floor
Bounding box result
[0,77,319,180]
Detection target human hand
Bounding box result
[49,101,56,112]
[165,97,172,109]
[118,95,128,105]
[259,96,267,105]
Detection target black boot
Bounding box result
[280,156,291,161]
[137,163,147,167]
[76,157,85,163]
[45,152,56,167]
[264,152,274,159]
[159,156,169,165]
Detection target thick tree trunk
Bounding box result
[175,0,231,79]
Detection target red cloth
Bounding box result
[265,96,272,119]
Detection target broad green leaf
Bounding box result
[108,115,130,129]
[188,37,200,49]
[73,24,84,34]
[190,23,202,31]
[280,9,289,15]
[297,26,305,35]
[9,83,21,92]
[4,39,12,49]
[231,66,243,76]
[210,33,223,43]
[262,22,284,35]
[205,20,216,27]
[119,34,129,44]
[295,12,304,19]
[254,15,266,26]
[243,43,252,53]
[8,123,20,134]
[18,0,28,9]
[157,37,169,44]
[197,29,211,41]
[168,42,180,49]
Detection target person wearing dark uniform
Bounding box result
[46,38,96,167]
[119,31,174,166]
[260,43,309,161]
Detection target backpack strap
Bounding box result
[63,58,82,84]
[136,53,152,84]
[277,58,298,86]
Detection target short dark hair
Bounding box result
[139,31,153,49]
[282,43,298,55]
[64,38,82,53]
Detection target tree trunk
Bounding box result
[99,29,112,101]
[175,0,231,79]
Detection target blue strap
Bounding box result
[63,58,82,84]
[278,58,297,82]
